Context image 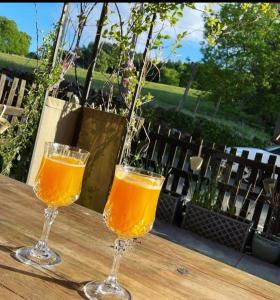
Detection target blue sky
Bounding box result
[0,2,205,62]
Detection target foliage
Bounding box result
[76,42,118,73]
[0,16,31,56]
[0,52,271,145]
[97,3,223,163]
[263,180,280,238]
[143,107,268,148]
[160,67,180,86]
[202,3,280,128]
[27,52,39,60]
[0,4,98,179]
[0,25,62,178]
[190,177,220,212]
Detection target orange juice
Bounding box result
[104,167,163,239]
[34,155,85,207]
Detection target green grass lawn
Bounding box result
[0,52,271,144]
[0,52,205,110]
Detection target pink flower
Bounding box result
[122,77,130,87]
[127,59,134,69]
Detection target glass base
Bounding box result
[83,280,131,300]
[15,246,61,268]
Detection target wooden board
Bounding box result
[0,175,280,300]
[26,97,81,186]
[77,108,126,213]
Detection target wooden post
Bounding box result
[76,109,126,212]
[27,3,70,184]
[129,3,144,61]
[71,2,108,146]
[175,62,198,112]
[81,2,108,105]
[49,3,70,72]
[118,12,157,164]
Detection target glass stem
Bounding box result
[104,239,129,288]
[33,207,58,253]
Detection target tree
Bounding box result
[160,67,180,86]
[202,3,280,127]
[175,62,198,112]
[27,52,39,60]
[76,42,118,73]
[0,16,31,55]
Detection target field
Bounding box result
[0,52,201,107]
[0,52,270,144]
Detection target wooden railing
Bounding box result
[0,73,26,122]
[132,123,280,234]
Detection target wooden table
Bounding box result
[0,175,280,300]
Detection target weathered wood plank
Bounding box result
[155,127,170,169]
[13,79,26,121]
[0,73,7,102]
[0,104,24,117]
[15,79,26,108]
[234,150,250,184]
[223,148,238,211]
[76,108,126,213]
[165,130,181,172]
[6,77,19,106]
[200,142,215,178]
[239,153,263,218]
[169,136,192,194]
[252,155,277,228]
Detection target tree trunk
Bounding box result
[175,62,198,112]
[27,3,70,184]
[193,95,201,114]
[81,2,108,106]
[214,96,221,116]
[272,112,280,144]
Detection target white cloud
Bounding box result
[161,4,206,42]
[64,2,220,56]
[134,3,210,58]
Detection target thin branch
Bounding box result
[72,2,97,97]
[114,3,123,40]
[34,3,39,66]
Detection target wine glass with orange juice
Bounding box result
[15,142,89,268]
[83,165,165,300]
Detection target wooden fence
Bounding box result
[0,73,26,122]
[132,123,280,235]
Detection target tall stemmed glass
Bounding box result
[15,142,90,268]
[83,165,165,300]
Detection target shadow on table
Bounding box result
[0,244,91,299]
